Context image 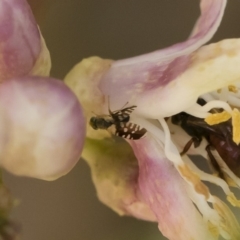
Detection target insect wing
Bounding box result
[115,122,146,140]
[111,106,137,122]
[186,116,227,137]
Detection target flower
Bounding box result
[1,0,240,239]
[0,0,86,180]
[65,0,240,239]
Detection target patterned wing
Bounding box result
[115,121,147,140]
[111,106,137,122]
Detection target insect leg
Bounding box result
[205,144,225,180]
[180,137,201,156]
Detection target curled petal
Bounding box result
[97,0,227,117]
[0,0,45,81]
[0,76,86,180]
[113,0,226,66]
[82,138,156,221]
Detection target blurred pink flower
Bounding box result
[0,0,86,180]
[65,0,240,239]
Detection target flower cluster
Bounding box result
[2,0,240,240]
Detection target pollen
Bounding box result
[178,164,210,199]
[228,85,238,93]
[232,108,240,144]
[227,192,240,207]
[207,222,219,239]
[204,111,231,125]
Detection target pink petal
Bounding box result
[0,0,41,81]
[130,137,214,240]
[99,0,227,114]
[0,76,86,180]
[82,138,156,221]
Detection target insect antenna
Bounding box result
[91,111,98,116]
[119,101,129,110]
[107,95,129,114]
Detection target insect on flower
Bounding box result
[171,98,240,178]
[89,103,146,140]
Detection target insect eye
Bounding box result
[89,117,98,130]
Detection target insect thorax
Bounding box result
[90,117,113,130]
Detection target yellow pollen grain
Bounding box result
[232,108,240,144]
[178,164,210,199]
[207,221,219,239]
[205,111,231,125]
[228,85,238,93]
[225,176,238,187]
[227,193,240,207]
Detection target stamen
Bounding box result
[184,183,222,235]
[209,149,240,188]
[185,103,210,118]
[205,111,231,125]
[227,95,240,107]
[183,156,232,196]
[199,100,232,113]
[227,193,240,207]
[212,197,240,239]
[185,100,232,119]
[159,118,184,165]
[130,114,184,165]
[201,92,240,145]
[200,93,216,102]
[208,222,219,239]
[129,114,165,143]
[232,108,240,144]
[158,120,233,235]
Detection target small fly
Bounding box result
[89,104,146,140]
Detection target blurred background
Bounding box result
[3,0,240,239]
